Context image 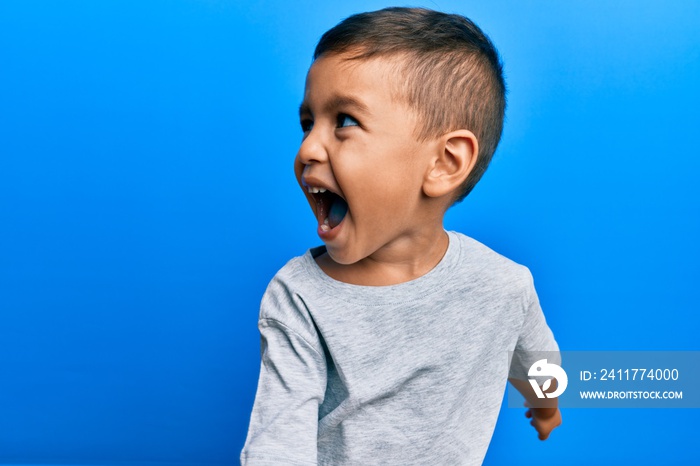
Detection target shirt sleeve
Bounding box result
[508,270,560,381]
[240,295,327,465]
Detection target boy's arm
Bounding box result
[508,268,562,441]
[240,316,327,466]
[508,377,562,441]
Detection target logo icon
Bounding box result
[528,359,568,398]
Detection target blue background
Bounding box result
[1,0,698,464]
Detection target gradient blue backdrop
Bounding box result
[1,1,698,465]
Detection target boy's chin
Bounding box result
[323,246,364,267]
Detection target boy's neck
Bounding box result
[314,227,449,286]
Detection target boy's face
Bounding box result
[294,53,438,265]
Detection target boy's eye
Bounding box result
[300,119,314,134]
[336,113,359,129]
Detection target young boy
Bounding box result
[241,7,561,465]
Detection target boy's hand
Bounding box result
[524,403,561,440]
[509,377,562,441]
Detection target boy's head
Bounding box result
[313,7,506,202]
[295,7,506,265]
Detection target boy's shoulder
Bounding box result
[256,247,323,335]
[265,245,321,291]
[450,230,533,286]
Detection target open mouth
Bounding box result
[308,188,349,231]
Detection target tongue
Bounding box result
[327,197,348,228]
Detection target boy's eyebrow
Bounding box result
[298,94,370,118]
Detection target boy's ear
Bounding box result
[423,129,479,199]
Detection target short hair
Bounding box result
[314,7,506,203]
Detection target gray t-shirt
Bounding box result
[241,230,559,465]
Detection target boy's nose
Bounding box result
[296,130,329,166]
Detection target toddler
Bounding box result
[241,7,562,465]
